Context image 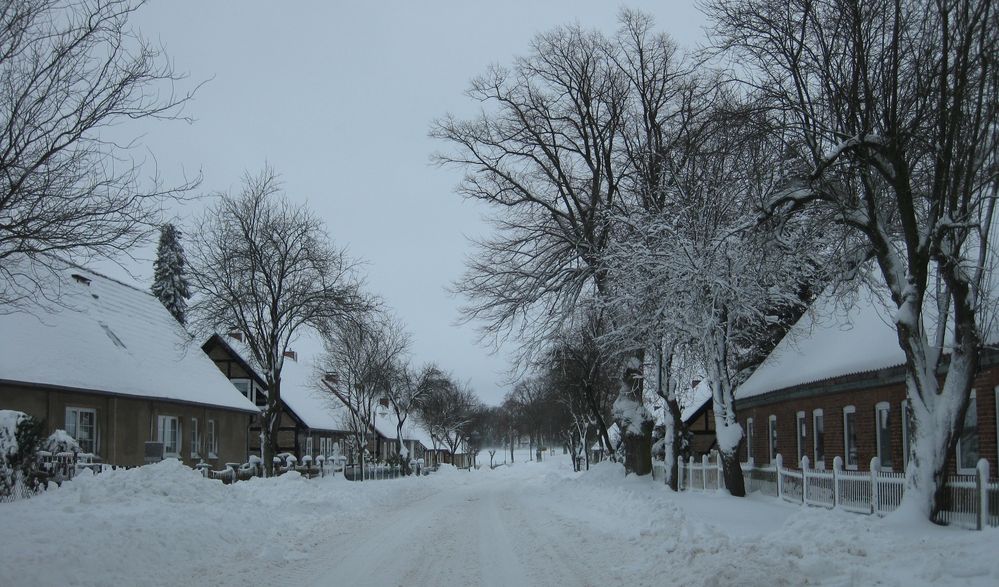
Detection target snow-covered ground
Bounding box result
[1,451,996,586]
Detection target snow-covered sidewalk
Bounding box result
[1,454,996,586]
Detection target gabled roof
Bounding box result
[0,257,258,413]
[736,280,905,401]
[206,333,349,433]
[680,379,713,423]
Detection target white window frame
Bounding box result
[796,411,806,465]
[768,415,778,464]
[306,436,314,457]
[745,417,754,464]
[875,402,893,470]
[190,417,200,458]
[158,415,181,458]
[65,407,98,455]
[956,390,978,475]
[843,405,858,470]
[207,419,218,459]
[812,409,825,469]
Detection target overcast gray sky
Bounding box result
[105,1,708,405]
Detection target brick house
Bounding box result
[733,281,997,476]
[202,334,351,462]
[0,260,259,467]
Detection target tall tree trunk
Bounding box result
[704,324,746,497]
[262,378,283,477]
[615,351,653,476]
[895,314,979,520]
[655,345,685,491]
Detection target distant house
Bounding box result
[677,379,716,459]
[734,281,998,475]
[590,423,621,462]
[202,334,351,461]
[0,259,259,467]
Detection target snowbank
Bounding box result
[0,460,439,587]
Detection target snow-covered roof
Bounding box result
[213,334,349,432]
[736,280,904,400]
[680,379,713,423]
[0,259,258,413]
[278,353,350,433]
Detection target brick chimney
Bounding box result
[227,330,243,342]
[323,371,339,384]
[283,350,297,362]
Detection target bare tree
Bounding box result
[0,0,199,307]
[605,97,824,496]
[320,312,408,480]
[384,361,443,474]
[707,0,999,517]
[418,373,479,463]
[189,167,368,475]
[433,18,686,472]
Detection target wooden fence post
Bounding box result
[689,456,695,490]
[717,454,723,491]
[977,459,990,531]
[677,455,685,491]
[870,457,880,515]
[702,454,709,491]
[801,456,810,504]
[833,456,842,508]
[775,453,783,499]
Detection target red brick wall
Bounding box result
[737,365,998,475]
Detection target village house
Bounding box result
[0,260,259,467]
[734,281,998,476]
[203,333,464,469]
[202,333,351,462]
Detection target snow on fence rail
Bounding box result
[668,453,997,530]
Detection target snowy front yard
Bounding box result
[1,453,996,587]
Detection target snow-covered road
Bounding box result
[2,453,997,586]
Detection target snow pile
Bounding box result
[0,460,440,587]
[513,453,999,586]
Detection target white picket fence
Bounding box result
[661,452,997,530]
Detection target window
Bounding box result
[65,407,98,455]
[320,437,328,457]
[956,391,979,474]
[158,416,180,457]
[813,409,825,469]
[207,419,218,459]
[745,418,754,463]
[190,418,200,458]
[843,406,858,469]
[901,400,912,469]
[231,379,253,403]
[306,436,314,457]
[768,415,778,463]
[875,402,893,470]
[796,411,807,465]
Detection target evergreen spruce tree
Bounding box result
[151,223,191,325]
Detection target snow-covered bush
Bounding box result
[43,429,81,456]
[0,410,45,498]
